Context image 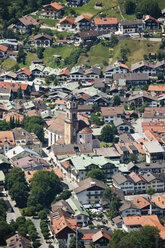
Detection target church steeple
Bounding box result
[64,95,79,145]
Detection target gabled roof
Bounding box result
[93,17,118,25]
[74,177,107,194]
[0,131,15,146]
[104,61,129,72]
[52,215,76,235]
[17,67,32,76]
[92,230,111,242]
[112,172,130,185]
[75,15,91,23]
[58,68,70,76]
[18,16,39,26]
[66,198,89,217]
[59,16,74,24]
[152,196,165,209]
[6,234,32,248]
[34,33,53,40]
[143,15,160,24]
[0,81,28,91]
[132,196,150,209]
[0,45,8,52]
[101,106,124,117]
[49,2,64,10]
[148,85,165,92]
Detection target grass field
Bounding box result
[43,45,75,67]
[2,58,17,70]
[112,39,162,67]
[77,43,109,67]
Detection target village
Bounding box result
[0,0,165,247]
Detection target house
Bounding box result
[93,17,118,31]
[4,112,24,124]
[51,215,76,246]
[79,229,111,248]
[119,200,141,217]
[0,131,15,154]
[34,33,53,48]
[143,15,161,30]
[58,68,70,80]
[112,172,134,195]
[104,61,130,78]
[74,177,107,207]
[0,45,8,59]
[55,99,67,110]
[142,107,165,122]
[66,198,89,226]
[0,81,30,97]
[12,127,42,155]
[78,104,93,115]
[118,20,144,34]
[12,156,50,171]
[57,16,74,31]
[113,118,134,133]
[29,64,44,77]
[14,16,39,33]
[94,147,121,161]
[42,2,64,18]
[0,71,17,81]
[5,145,39,160]
[131,61,156,76]
[143,141,165,163]
[101,106,124,123]
[93,78,109,92]
[143,172,165,192]
[148,85,165,96]
[77,30,98,45]
[6,234,32,248]
[113,73,149,87]
[131,196,150,215]
[85,66,101,80]
[75,15,91,31]
[122,215,165,233]
[152,196,165,215]
[128,91,157,107]
[17,67,32,80]
[70,66,85,81]
[0,87,13,105]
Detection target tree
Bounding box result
[129,154,138,163]
[36,47,45,59]
[5,168,29,208]
[87,168,105,181]
[89,113,103,126]
[124,0,136,14]
[52,190,72,204]
[0,221,14,245]
[113,95,121,106]
[69,236,82,248]
[101,125,117,143]
[109,229,127,248]
[135,0,161,19]
[17,87,23,99]
[28,170,62,208]
[23,116,44,142]
[157,72,164,80]
[0,120,10,131]
[38,209,48,220]
[146,187,155,200]
[17,46,26,64]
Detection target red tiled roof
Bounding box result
[0,131,15,146]
[59,16,74,24]
[132,196,150,209]
[93,17,118,25]
[148,85,165,92]
[0,82,28,91]
[0,45,8,52]
[50,2,64,10]
[58,68,70,76]
[144,15,159,24]
[17,67,32,76]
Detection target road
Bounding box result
[132,118,143,134]
[31,218,49,248]
[5,192,21,223]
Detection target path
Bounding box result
[31,218,49,248]
[6,192,21,223]
[117,3,125,20]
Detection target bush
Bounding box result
[38,210,48,220]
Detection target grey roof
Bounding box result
[52,143,92,156]
[0,87,11,94]
[113,118,132,127]
[34,33,53,40]
[142,172,156,182]
[119,200,140,212]
[94,147,121,158]
[51,199,74,214]
[112,172,129,185]
[119,133,134,143]
[128,91,157,102]
[120,20,143,26]
[85,67,101,76]
[113,73,149,81]
[74,177,107,194]
[143,141,164,153]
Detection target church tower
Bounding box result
[64,95,79,145]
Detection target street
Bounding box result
[5,192,21,223]
[31,217,49,248]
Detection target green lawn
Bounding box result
[18,52,38,68]
[101,142,112,148]
[42,18,58,27]
[2,58,17,70]
[77,42,109,67]
[43,45,75,67]
[112,39,161,67]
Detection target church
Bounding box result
[47,96,100,149]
